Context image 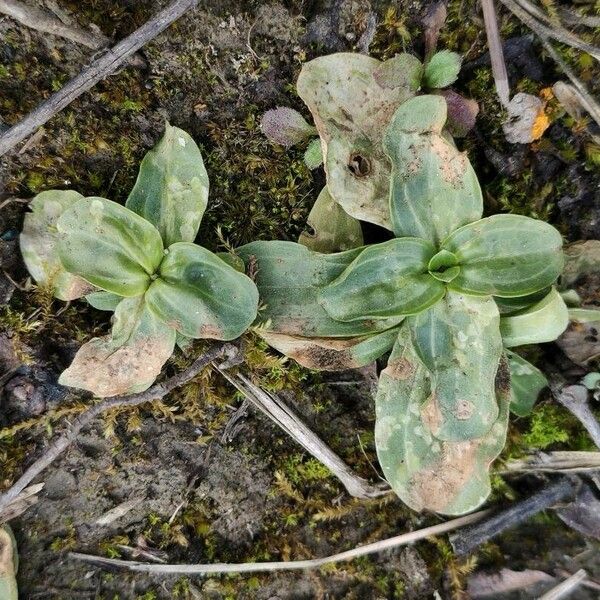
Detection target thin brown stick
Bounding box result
[69,509,491,574]
[481,0,510,106]
[214,367,389,499]
[0,0,109,49]
[539,569,588,600]
[0,0,198,158]
[0,343,230,518]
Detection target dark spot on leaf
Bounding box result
[348,154,371,177]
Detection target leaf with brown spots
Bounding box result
[383,95,483,244]
[297,53,421,229]
[259,327,400,371]
[375,326,510,515]
[19,190,94,301]
[59,296,176,397]
[298,187,363,254]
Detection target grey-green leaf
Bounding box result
[320,238,445,321]
[384,95,483,244]
[423,50,462,88]
[259,326,401,371]
[375,326,510,515]
[146,242,258,340]
[57,197,164,297]
[59,296,176,397]
[297,53,420,229]
[0,525,18,600]
[126,123,209,247]
[443,214,564,297]
[19,190,94,300]
[236,241,403,338]
[408,292,503,441]
[507,350,547,417]
[298,187,364,253]
[500,287,569,347]
[85,291,122,312]
[303,138,323,170]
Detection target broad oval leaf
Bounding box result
[57,197,164,297]
[85,291,122,312]
[494,288,551,315]
[383,95,483,244]
[146,242,258,340]
[320,238,445,321]
[236,241,403,338]
[443,214,564,297]
[375,326,510,515]
[423,50,462,89]
[260,326,401,371]
[126,124,209,247]
[408,292,503,441]
[59,296,176,397]
[507,350,547,417]
[298,187,364,253]
[500,287,568,347]
[297,53,421,229]
[19,190,94,300]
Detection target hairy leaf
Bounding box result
[19,190,94,300]
[260,326,401,371]
[146,243,258,340]
[443,214,564,297]
[260,107,316,147]
[126,124,209,247]
[375,326,510,515]
[500,288,568,347]
[384,95,483,244]
[320,238,444,321]
[423,50,462,88]
[237,241,403,337]
[298,187,363,253]
[57,197,164,297]
[85,291,122,311]
[408,292,502,441]
[59,296,176,397]
[297,53,420,229]
[507,350,547,417]
[303,138,323,170]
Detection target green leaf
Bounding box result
[126,123,209,247]
[57,197,164,297]
[567,308,600,322]
[408,292,503,441]
[494,288,552,315]
[146,242,258,340]
[303,138,323,170]
[383,95,483,244]
[320,238,444,321]
[298,187,364,253]
[85,291,122,311]
[423,50,462,88]
[0,525,18,600]
[260,326,401,371]
[442,214,564,297]
[297,53,420,229]
[236,241,403,338]
[59,296,176,397]
[375,326,510,515]
[19,190,94,300]
[507,350,547,417]
[500,287,569,347]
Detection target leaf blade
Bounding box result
[507,350,547,417]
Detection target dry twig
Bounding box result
[0,0,198,157]
[69,509,491,574]
[480,0,510,106]
[0,0,108,49]
[213,366,390,499]
[0,343,231,520]
[539,569,588,600]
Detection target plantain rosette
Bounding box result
[20,124,258,397]
[238,96,566,515]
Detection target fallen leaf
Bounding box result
[503,93,551,144]
[468,568,554,597]
[438,89,479,137]
[556,483,600,540]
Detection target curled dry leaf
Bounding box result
[260,107,316,147]
[557,309,600,366]
[298,187,363,253]
[297,53,421,229]
[438,89,479,137]
[503,92,550,144]
[59,296,176,397]
[19,190,94,300]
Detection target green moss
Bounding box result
[522,404,572,449]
